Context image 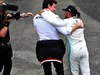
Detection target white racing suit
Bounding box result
[41,9,91,75]
[66,18,91,75]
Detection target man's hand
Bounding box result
[0,1,6,5]
[37,10,44,15]
[21,12,33,18]
[76,20,82,28]
[71,20,82,33]
[3,13,12,22]
[6,13,12,17]
[4,13,16,22]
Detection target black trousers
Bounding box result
[0,57,12,75]
[36,40,66,62]
[0,42,12,75]
[42,62,64,75]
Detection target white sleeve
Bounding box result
[56,26,72,35]
[41,10,70,27]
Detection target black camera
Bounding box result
[0,4,20,20]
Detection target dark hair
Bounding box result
[71,11,80,18]
[42,0,57,9]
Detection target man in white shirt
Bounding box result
[38,4,91,75]
[33,0,82,75]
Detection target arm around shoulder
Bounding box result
[71,20,82,33]
[41,10,69,26]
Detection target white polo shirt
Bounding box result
[33,13,72,40]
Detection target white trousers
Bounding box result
[68,44,91,75]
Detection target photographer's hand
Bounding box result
[6,13,12,17]
[4,13,11,27]
[0,1,6,5]
[4,13,16,22]
[4,13,11,22]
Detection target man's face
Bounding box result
[48,3,56,13]
[64,11,70,18]
[64,11,68,18]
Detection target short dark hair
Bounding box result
[42,0,57,9]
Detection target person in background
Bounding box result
[0,1,33,75]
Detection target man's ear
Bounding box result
[70,12,73,16]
